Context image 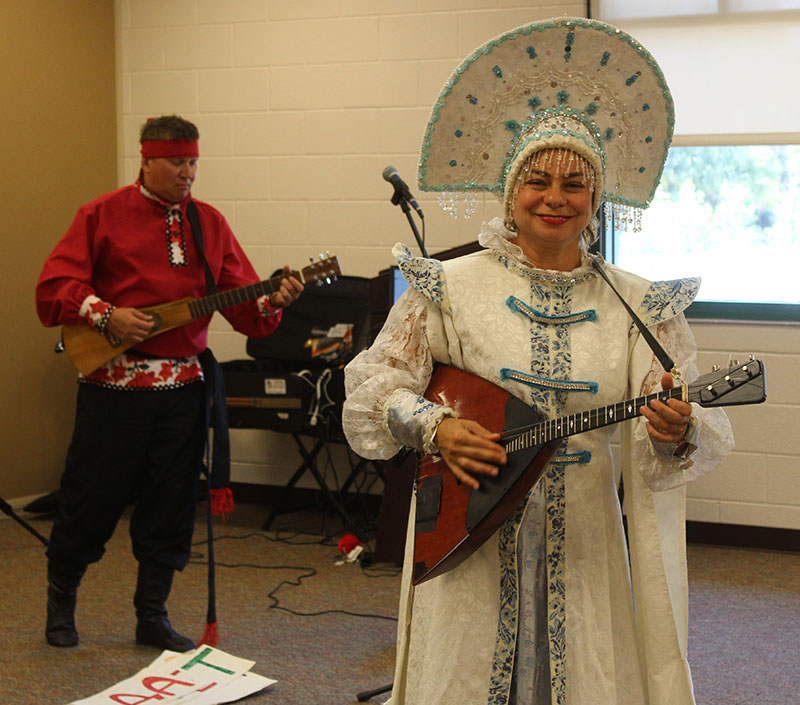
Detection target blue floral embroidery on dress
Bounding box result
[487,263,584,705]
[546,458,567,703]
[394,244,449,311]
[637,277,700,327]
[412,399,434,415]
[487,502,526,705]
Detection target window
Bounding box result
[605,144,800,321]
[591,2,800,322]
[595,0,800,21]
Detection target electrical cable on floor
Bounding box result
[190,532,400,622]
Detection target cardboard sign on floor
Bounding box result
[68,646,277,704]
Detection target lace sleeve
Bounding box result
[630,314,734,491]
[342,289,454,460]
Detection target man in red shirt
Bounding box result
[36,115,302,650]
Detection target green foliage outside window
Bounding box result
[609,145,800,322]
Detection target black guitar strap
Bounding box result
[184,199,230,481]
[186,200,217,295]
[589,255,679,378]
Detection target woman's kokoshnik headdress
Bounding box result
[417,16,675,232]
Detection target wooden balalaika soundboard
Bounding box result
[412,358,767,585]
[58,255,341,375]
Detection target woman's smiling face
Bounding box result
[511,148,594,258]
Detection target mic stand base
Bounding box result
[356,682,393,702]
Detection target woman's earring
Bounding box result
[504,217,517,232]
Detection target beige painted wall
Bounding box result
[115,0,800,530]
[4,1,797,532]
[0,0,116,499]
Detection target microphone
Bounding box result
[383,166,423,217]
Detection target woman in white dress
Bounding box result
[343,18,734,705]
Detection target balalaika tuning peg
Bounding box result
[711,364,720,372]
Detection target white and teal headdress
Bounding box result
[418,17,675,230]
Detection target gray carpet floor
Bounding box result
[0,499,797,705]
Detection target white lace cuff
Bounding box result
[384,388,456,455]
[650,415,698,460]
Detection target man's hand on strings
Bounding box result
[641,373,692,444]
[106,307,154,345]
[435,417,507,490]
[269,265,304,308]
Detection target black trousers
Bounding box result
[47,382,205,572]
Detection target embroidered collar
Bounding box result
[479,217,596,284]
[135,176,190,268]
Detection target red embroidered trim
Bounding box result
[81,353,203,390]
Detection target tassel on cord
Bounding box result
[210,487,234,520]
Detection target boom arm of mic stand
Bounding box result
[390,192,428,258]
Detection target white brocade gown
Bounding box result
[342,219,734,705]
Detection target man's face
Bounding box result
[141,157,197,203]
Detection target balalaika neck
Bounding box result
[503,386,684,452]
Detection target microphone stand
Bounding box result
[358,184,426,703]
[356,683,393,702]
[0,495,49,547]
[390,191,428,258]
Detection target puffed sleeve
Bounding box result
[628,314,734,491]
[342,288,456,460]
[36,207,105,328]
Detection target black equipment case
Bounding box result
[220,275,370,433]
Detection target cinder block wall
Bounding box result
[118,0,799,530]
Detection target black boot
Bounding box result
[45,562,85,647]
[134,560,195,652]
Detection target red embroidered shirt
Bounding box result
[36,183,281,389]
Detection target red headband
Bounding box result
[140,139,199,158]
